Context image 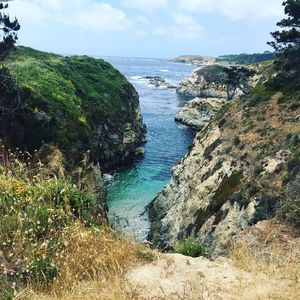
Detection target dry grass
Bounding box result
[230,220,300,300]
[17,223,155,300]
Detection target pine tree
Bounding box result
[0,0,20,61]
[268,0,300,72]
[223,67,255,101]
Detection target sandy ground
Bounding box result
[127,253,294,300]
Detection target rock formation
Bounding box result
[149,87,299,257]
[3,46,146,171]
[175,98,225,130]
[144,76,176,89]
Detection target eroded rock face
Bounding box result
[148,123,256,256]
[149,91,298,257]
[94,101,146,171]
[175,98,226,130]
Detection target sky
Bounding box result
[7,0,285,58]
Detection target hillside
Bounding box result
[149,63,300,256]
[1,46,146,170]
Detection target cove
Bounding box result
[104,57,196,241]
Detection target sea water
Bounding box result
[103,57,197,241]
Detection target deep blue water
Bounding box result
[102,57,197,241]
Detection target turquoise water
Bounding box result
[103,57,196,241]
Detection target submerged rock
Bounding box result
[175,98,226,130]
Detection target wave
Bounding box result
[130,75,143,80]
[177,124,189,130]
[159,69,169,73]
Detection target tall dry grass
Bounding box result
[230,221,300,300]
[16,223,155,300]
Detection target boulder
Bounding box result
[145,76,176,89]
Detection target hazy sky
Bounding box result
[8,0,285,58]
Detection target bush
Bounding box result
[233,136,241,146]
[277,174,300,227]
[289,102,300,111]
[248,184,261,196]
[173,239,207,257]
[229,191,250,208]
[251,194,277,224]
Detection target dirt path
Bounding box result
[126,253,295,300]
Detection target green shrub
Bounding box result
[248,184,261,196]
[229,191,250,208]
[277,174,300,227]
[218,118,226,128]
[173,239,207,258]
[251,194,277,224]
[233,136,241,146]
[203,138,222,159]
[286,152,300,182]
[211,171,244,213]
[289,102,300,111]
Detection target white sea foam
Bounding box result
[103,173,115,182]
[130,75,143,80]
[159,69,169,72]
[177,124,189,130]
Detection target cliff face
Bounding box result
[149,83,300,256]
[177,65,229,98]
[176,64,258,99]
[2,46,146,170]
[175,97,225,130]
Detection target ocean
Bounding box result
[102,56,197,241]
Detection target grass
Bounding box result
[173,238,207,258]
[17,223,154,300]
[0,147,154,299]
[2,46,140,165]
[230,220,300,300]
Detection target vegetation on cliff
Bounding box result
[0,46,145,168]
[216,52,276,65]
